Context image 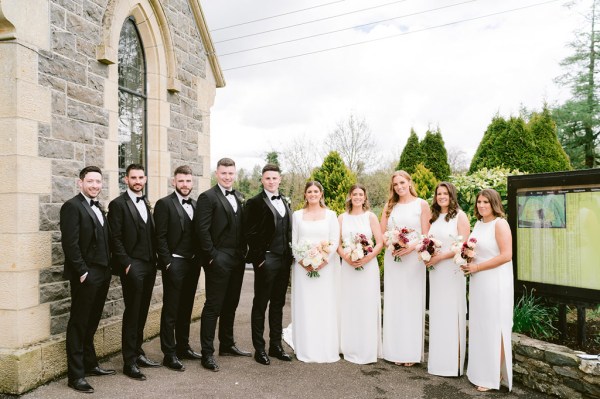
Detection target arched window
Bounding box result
[118,17,146,189]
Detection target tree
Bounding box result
[447,147,469,174]
[396,128,422,174]
[325,113,375,175]
[281,135,319,208]
[265,150,280,167]
[310,151,356,215]
[419,128,451,181]
[469,111,572,174]
[553,0,599,168]
[412,163,438,201]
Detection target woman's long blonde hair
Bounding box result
[384,170,418,218]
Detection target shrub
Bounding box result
[513,288,558,340]
[412,163,438,201]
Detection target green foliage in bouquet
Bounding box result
[451,167,524,226]
[513,287,558,340]
[412,163,438,201]
[420,128,451,181]
[310,151,356,215]
[396,128,422,174]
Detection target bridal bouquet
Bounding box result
[292,239,333,278]
[342,233,374,271]
[416,234,442,271]
[450,236,477,270]
[383,226,414,262]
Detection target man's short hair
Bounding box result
[174,165,193,176]
[126,163,145,176]
[216,158,235,168]
[79,166,102,180]
[262,164,280,174]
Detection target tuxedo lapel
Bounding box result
[78,193,99,240]
[282,195,292,226]
[261,192,278,229]
[170,192,185,232]
[214,186,234,225]
[124,192,140,227]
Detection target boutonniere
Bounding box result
[282,195,292,208]
[144,198,154,213]
[235,191,246,206]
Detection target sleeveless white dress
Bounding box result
[339,212,382,364]
[290,209,340,363]
[427,212,467,376]
[467,218,513,390]
[382,199,425,363]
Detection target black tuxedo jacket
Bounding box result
[194,185,246,264]
[60,193,110,280]
[108,192,157,273]
[154,191,197,269]
[244,191,292,265]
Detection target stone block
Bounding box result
[52,114,95,143]
[51,30,83,63]
[546,350,579,367]
[50,312,69,335]
[580,359,600,376]
[39,280,70,304]
[98,318,122,357]
[51,90,66,115]
[39,266,65,284]
[39,53,86,86]
[143,305,161,340]
[51,159,83,178]
[67,100,108,125]
[76,37,96,59]
[1,79,51,123]
[39,203,61,231]
[84,143,104,166]
[0,346,42,394]
[49,297,70,317]
[52,175,78,203]
[554,365,581,379]
[0,193,39,233]
[1,0,49,50]
[38,72,66,91]
[0,270,38,312]
[0,231,52,271]
[0,118,38,156]
[67,82,103,107]
[82,0,103,24]
[66,11,100,43]
[40,337,67,381]
[0,304,50,348]
[39,137,74,159]
[50,3,65,28]
[51,242,65,266]
[38,122,51,138]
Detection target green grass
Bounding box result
[513,287,558,340]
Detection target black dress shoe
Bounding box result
[163,355,185,371]
[85,366,116,376]
[201,355,220,372]
[123,364,146,381]
[68,378,94,393]
[254,350,270,365]
[177,348,202,360]
[219,345,251,357]
[269,345,292,361]
[136,354,161,368]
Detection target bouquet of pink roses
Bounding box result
[292,239,333,278]
[342,232,374,271]
[383,226,414,262]
[416,234,442,271]
[450,236,477,271]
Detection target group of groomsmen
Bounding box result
[60,159,293,394]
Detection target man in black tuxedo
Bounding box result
[108,164,159,381]
[154,165,202,371]
[244,164,293,365]
[194,157,251,372]
[60,166,115,393]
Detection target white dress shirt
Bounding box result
[82,193,104,226]
[175,191,194,220]
[127,189,148,223]
[218,184,238,212]
[265,190,285,217]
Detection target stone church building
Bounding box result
[0,0,223,393]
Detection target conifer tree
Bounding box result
[396,128,422,174]
[310,151,356,215]
[420,128,451,181]
[412,163,438,200]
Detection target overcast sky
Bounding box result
[201,0,586,172]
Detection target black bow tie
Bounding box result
[225,190,235,196]
[271,195,281,201]
[136,195,146,203]
[90,200,100,208]
[182,198,192,205]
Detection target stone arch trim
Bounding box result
[0,0,17,40]
[97,0,181,92]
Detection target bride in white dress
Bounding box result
[337,184,383,364]
[380,170,431,366]
[424,182,470,377]
[460,189,513,392]
[289,181,340,363]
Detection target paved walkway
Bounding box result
[19,271,550,399]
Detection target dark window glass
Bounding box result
[118,17,146,190]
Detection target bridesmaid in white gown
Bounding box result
[290,181,340,363]
[337,184,383,364]
[380,170,431,366]
[424,182,470,377]
[460,189,513,392]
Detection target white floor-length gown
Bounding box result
[427,212,467,376]
[290,209,340,363]
[382,199,425,363]
[339,212,382,364]
[467,218,513,390]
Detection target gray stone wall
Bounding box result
[37,0,208,336]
